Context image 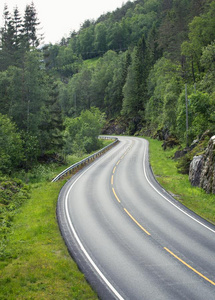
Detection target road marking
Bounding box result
[164,247,215,286]
[142,142,215,234]
[124,208,151,236]
[112,187,121,203]
[111,140,151,236]
[65,159,125,300]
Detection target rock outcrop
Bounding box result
[189,155,203,187]
[189,135,215,194]
[102,118,127,135]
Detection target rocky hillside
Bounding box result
[189,135,215,194]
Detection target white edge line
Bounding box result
[65,157,125,300]
[142,141,215,234]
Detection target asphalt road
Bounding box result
[57,136,215,300]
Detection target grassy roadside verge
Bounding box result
[145,137,215,225]
[0,141,118,299]
[0,180,98,300]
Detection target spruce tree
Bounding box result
[39,81,64,155]
[13,7,22,50]
[0,5,15,70]
[121,36,151,133]
[122,36,149,117]
[22,2,41,49]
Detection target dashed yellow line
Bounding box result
[124,208,151,236]
[110,142,214,287]
[111,144,151,235]
[164,247,215,286]
[112,187,121,203]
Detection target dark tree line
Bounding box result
[0,3,64,173]
[0,0,215,175]
[0,3,42,70]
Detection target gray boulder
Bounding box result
[189,135,215,194]
[189,155,203,186]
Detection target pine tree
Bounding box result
[22,2,41,49]
[13,7,22,50]
[0,5,15,70]
[0,3,42,69]
[122,51,132,83]
[39,81,64,154]
[121,36,150,132]
[131,35,150,111]
[147,23,163,65]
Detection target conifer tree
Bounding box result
[39,81,64,154]
[122,36,150,121]
[0,5,15,70]
[147,23,162,65]
[13,7,22,50]
[22,2,41,49]
[134,36,149,103]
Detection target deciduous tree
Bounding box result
[0,114,24,174]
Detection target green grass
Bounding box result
[0,180,98,299]
[83,57,100,68]
[0,139,114,299]
[0,141,117,300]
[146,137,215,224]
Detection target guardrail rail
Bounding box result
[52,136,119,182]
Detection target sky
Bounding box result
[0,0,128,44]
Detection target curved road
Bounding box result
[57,136,215,300]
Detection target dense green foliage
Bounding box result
[0,114,23,174]
[64,107,105,154]
[43,0,214,142]
[1,0,214,173]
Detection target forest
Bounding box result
[0,0,215,175]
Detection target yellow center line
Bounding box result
[164,247,215,286]
[111,143,152,236]
[124,208,151,236]
[112,187,121,203]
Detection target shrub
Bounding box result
[0,114,24,174]
[64,107,105,155]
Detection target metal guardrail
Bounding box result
[52,136,118,182]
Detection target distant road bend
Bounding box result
[57,136,215,300]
